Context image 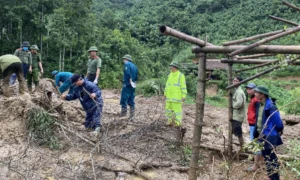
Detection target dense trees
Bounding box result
[1,0,300,88]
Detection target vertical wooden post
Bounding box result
[227,63,233,156]
[188,53,206,180]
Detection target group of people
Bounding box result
[232,77,283,180]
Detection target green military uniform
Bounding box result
[87,56,102,74]
[164,62,187,126]
[27,52,42,91]
[14,49,32,64]
[0,55,26,97]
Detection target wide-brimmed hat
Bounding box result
[244,83,256,89]
[22,41,30,47]
[254,85,270,96]
[87,46,98,52]
[122,54,132,61]
[169,61,180,69]
[30,45,39,50]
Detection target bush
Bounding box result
[284,139,300,178]
[285,87,300,115]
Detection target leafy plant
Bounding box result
[26,108,60,149]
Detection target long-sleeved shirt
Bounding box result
[232,86,246,123]
[55,72,73,87]
[164,70,187,103]
[65,80,103,111]
[14,49,32,64]
[123,61,138,85]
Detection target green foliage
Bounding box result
[284,139,300,178]
[205,94,227,108]
[185,74,197,97]
[285,87,300,115]
[26,108,59,149]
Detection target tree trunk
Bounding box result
[62,46,65,71]
[59,49,62,71]
[188,53,206,180]
[40,3,44,55]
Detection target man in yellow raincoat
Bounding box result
[164,62,187,127]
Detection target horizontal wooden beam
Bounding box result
[159,25,214,47]
[222,30,285,46]
[269,15,299,26]
[235,60,279,73]
[192,45,300,54]
[221,59,277,64]
[237,54,275,59]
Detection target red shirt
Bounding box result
[247,96,260,125]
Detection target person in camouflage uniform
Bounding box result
[0,54,26,97]
[86,46,101,85]
[27,45,44,93]
[14,41,32,79]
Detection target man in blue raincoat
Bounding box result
[61,74,103,135]
[52,70,74,94]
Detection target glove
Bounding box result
[93,79,98,84]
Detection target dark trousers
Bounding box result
[120,85,135,109]
[87,73,96,82]
[262,148,280,180]
[85,105,102,130]
[22,63,29,79]
[2,62,26,96]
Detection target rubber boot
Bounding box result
[120,108,127,117]
[129,106,135,120]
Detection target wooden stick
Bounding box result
[223,30,285,46]
[188,53,206,180]
[229,26,300,56]
[282,1,300,12]
[226,65,281,90]
[269,15,299,26]
[221,59,278,64]
[237,54,275,59]
[192,45,300,54]
[159,25,214,47]
[227,63,233,157]
[235,60,279,73]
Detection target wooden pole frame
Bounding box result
[188,53,206,180]
[237,53,275,59]
[227,63,233,157]
[283,1,300,12]
[269,15,299,26]
[235,60,279,73]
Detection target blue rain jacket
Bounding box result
[123,61,138,86]
[55,72,73,87]
[65,80,103,112]
[254,98,284,149]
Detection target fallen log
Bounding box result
[282,115,300,124]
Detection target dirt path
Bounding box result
[0,81,298,179]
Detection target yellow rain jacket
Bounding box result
[164,70,187,102]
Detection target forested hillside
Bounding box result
[1,0,300,88]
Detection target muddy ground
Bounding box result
[0,79,299,180]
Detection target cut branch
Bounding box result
[229,26,300,56]
[192,45,300,54]
[237,54,275,59]
[159,25,214,47]
[235,60,279,73]
[223,30,285,46]
[282,1,300,12]
[269,15,299,26]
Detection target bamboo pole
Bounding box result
[192,45,300,54]
[222,30,285,46]
[226,65,281,90]
[229,26,300,56]
[227,63,233,157]
[237,54,275,59]
[269,15,299,26]
[221,59,277,64]
[188,53,206,180]
[282,1,300,12]
[159,25,214,47]
[235,60,279,73]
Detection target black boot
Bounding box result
[120,108,127,117]
[129,106,135,120]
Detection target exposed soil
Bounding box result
[0,79,299,179]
